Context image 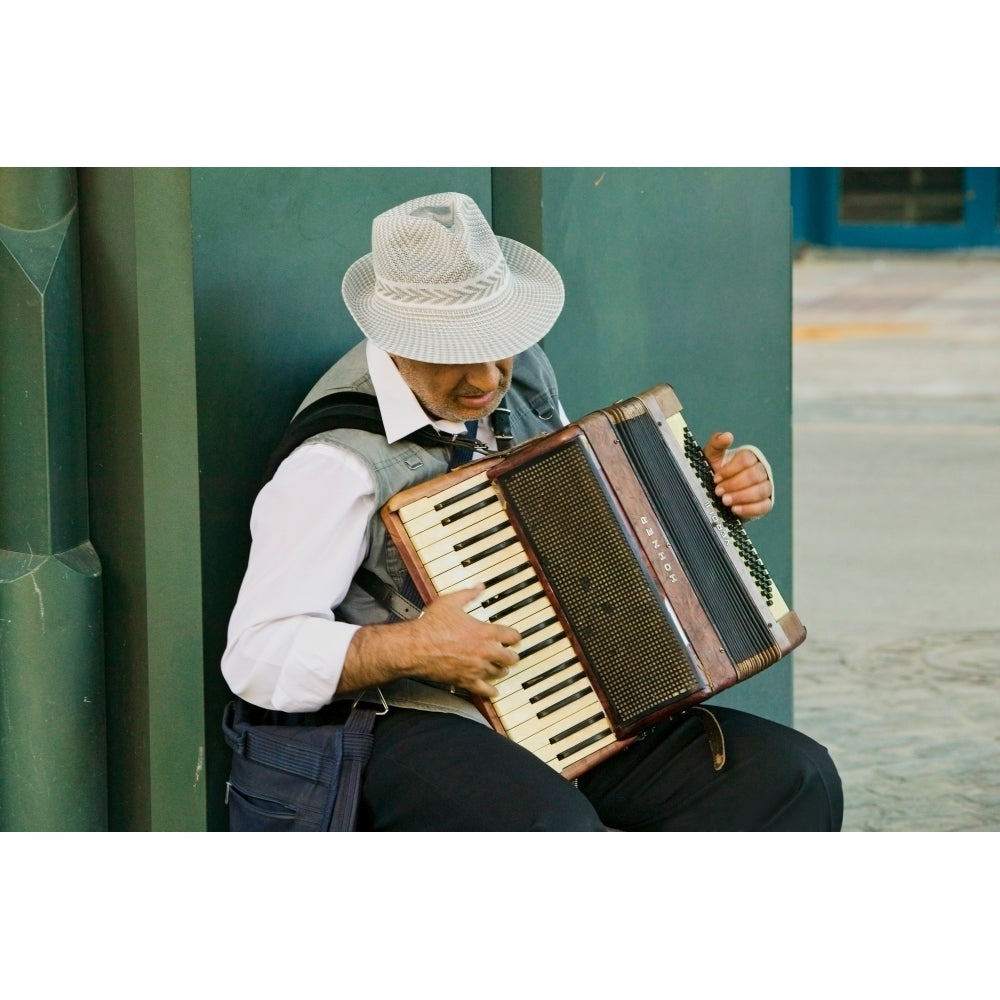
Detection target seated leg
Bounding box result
[577,707,843,832]
[360,708,606,831]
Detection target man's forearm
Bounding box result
[337,619,423,694]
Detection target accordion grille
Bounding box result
[498,438,703,730]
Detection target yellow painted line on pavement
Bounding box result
[795,422,1000,435]
[793,322,929,343]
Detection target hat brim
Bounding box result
[342,237,565,364]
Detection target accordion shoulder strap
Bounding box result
[261,390,484,486]
[261,391,389,485]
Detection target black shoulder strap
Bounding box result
[261,389,483,486]
[261,391,388,485]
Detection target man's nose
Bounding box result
[465,362,502,390]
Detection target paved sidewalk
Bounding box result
[791,248,1000,832]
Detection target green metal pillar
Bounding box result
[0,168,108,830]
[78,168,206,830]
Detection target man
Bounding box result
[223,191,842,831]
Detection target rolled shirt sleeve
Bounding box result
[221,442,374,712]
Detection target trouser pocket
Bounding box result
[226,778,301,832]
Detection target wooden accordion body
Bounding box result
[381,385,806,780]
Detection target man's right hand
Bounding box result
[410,585,521,697]
[340,584,521,699]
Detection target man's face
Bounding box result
[391,355,514,423]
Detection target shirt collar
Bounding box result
[367,341,469,444]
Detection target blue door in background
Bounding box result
[792,167,1000,249]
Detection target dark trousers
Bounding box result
[358,706,843,832]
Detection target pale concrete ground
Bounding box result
[791,248,1000,831]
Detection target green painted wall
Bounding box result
[10,167,793,829]
[191,168,795,829]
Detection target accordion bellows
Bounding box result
[382,385,805,779]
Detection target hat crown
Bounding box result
[371,193,510,309]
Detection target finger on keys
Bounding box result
[703,431,735,477]
[494,626,522,656]
[440,583,485,612]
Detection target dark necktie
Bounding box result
[448,419,480,469]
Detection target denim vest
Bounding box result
[296,341,565,718]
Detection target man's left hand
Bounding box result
[703,431,773,521]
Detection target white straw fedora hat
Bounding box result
[342,192,565,364]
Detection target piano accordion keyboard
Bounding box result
[397,471,617,771]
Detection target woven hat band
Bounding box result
[373,254,511,310]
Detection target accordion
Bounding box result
[381,384,805,780]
